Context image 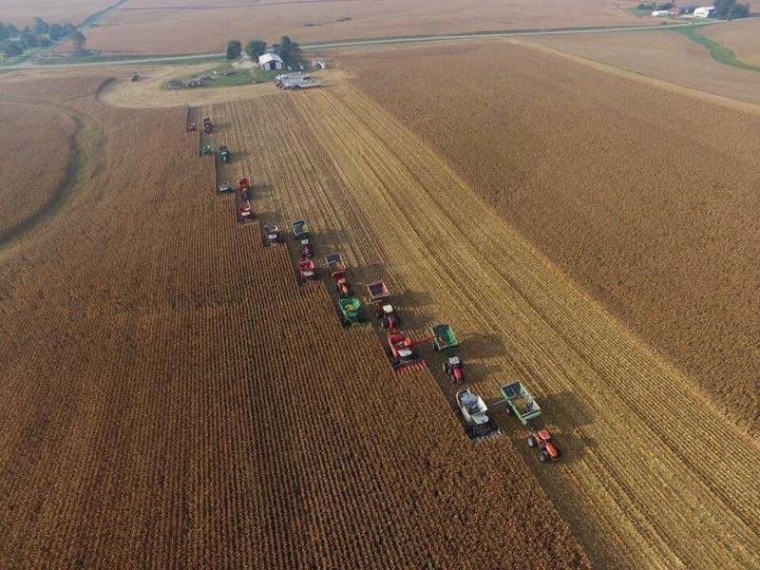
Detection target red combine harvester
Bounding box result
[238,178,251,201]
[387,331,430,371]
[202,116,213,134]
[527,429,562,463]
[326,253,352,297]
[238,202,253,223]
[298,258,317,283]
[187,123,197,132]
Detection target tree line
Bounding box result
[0,17,85,58]
[226,36,304,68]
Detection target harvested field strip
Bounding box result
[215,88,760,569]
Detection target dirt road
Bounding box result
[207,87,760,569]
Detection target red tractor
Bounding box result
[527,429,562,463]
[299,239,314,259]
[238,202,253,222]
[442,356,464,384]
[374,302,401,330]
[326,253,352,297]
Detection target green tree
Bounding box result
[49,23,63,40]
[245,39,267,59]
[33,17,49,35]
[713,0,750,18]
[276,35,303,68]
[226,39,242,60]
[2,39,23,58]
[71,30,86,54]
[0,23,11,41]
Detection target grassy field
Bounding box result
[1,0,111,25]
[701,18,760,66]
[674,26,760,71]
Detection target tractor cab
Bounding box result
[443,356,464,384]
[528,428,562,463]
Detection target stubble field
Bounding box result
[83,0,648,55]
[0,102,75,241]
[0,72,589,568]
[203,81,759,569]
[702,19,760,66]
[342,40,760,437]
[0,0,111,25]
[530,30,760,105]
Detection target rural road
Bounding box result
[6,21,721,70]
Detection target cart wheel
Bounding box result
[527,436,536,448]
[539,451,550,463]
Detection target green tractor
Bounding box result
[339,296,366,327]
[200,144,213,156]
[219,145,231,163]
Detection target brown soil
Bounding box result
[85,0,649,55]
[0,73,589,569]
[341,40,760,436]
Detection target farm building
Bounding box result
[259,53,284,71]
[693,5,715,17]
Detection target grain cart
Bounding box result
[339,296,365,327]
[499,382,542,425]
[431,324,458,353]
[291,220,310,241]
[326,253,352,297]
[219,145,231,163]
[499,382,562,463]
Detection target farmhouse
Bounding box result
[693,5,715,17]
[259,53,284,71]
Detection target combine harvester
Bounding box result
[386,331,431,373]
[456,389,500,442]
[499,382,562,463]
[367,281,401,330]
[263,224,284,247]
[238,178,252,201]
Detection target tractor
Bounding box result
[299,239,314,259]
[219,146,231,163]
[375,302,401,330]
[238,202,253,222]
[527,429,562,463]
[202,116,213,134]
[326,253,352,297]
[187,123,197,132]
[442,356,464,384]
[200,145,213,156]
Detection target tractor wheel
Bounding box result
[505,406,513,416]
[539,451,550,463]
[341,319,350,328]
[527,435,536,448]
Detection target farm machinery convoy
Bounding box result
[188,112,564,456]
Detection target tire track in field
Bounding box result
[274,86,759,570]
[211,90,758,569]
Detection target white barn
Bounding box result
[693,6,715,17]
[259,53,284,71]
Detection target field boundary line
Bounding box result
[514,38,760,117]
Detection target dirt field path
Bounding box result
[210,86,760,569]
